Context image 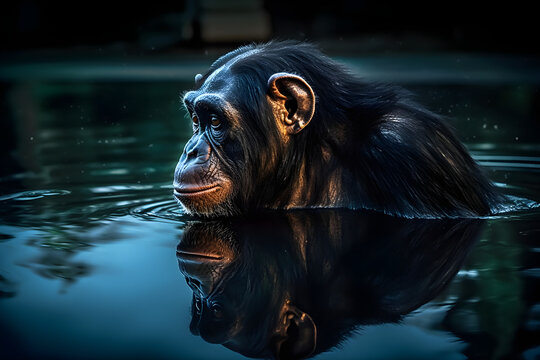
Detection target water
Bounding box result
[1,59,540,360]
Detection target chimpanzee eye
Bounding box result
[210,115,221,127]
[211,115,220,127]
[192,115,199,125]
[209,115,225,143]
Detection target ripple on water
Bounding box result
[84,188,188,223]
[489,195,540,219]
[88,183,187,223]
[0,189,71,202]
[0,185,186,227]
[129,199,188,222]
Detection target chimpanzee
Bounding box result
[173,41,502,218]
[177,210,482,358]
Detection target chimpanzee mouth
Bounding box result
[174,184,221,198]
[176,250,223,261]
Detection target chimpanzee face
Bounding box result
[173,65,241,217]
[173,52,315,217]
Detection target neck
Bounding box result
[284,144,347,209]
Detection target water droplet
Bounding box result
[493,124,498,130]
[515,136,519,141]
[29,136,34,141]
[482,124,487,129]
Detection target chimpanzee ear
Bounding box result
[273,303,317,359]
[267,73,315,135]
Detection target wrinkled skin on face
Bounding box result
[173,65,241,217]
[173,47,315,217]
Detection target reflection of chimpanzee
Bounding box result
[177,210,482,359]
[173,41,502,218]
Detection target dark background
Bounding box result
[2,0,538,55]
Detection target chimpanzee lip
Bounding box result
[174,184,221,197]
[176,250,223,261]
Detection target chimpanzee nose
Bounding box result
[185,135,211,163]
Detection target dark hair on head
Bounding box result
[205,41,410,210]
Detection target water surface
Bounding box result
[1,59,540,359]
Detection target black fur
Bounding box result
[182,40,502,217]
